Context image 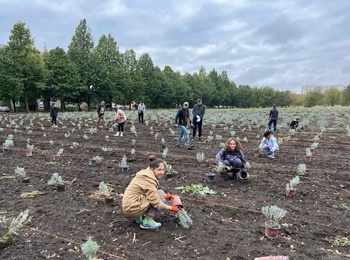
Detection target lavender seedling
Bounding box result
[196,152,205,163]
[286,176,300,191]
[81,236,100,260]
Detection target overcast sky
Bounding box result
[1,0,350,94]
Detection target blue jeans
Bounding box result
[177,125,191,145]
[268,119,277,132]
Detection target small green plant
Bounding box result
[81,236,100,260]
[164,161,177,176]
[92,156,103,164]
[14,167,26,178]
[26,144,34,151]
[298,164,307,175]
[119,155,128,168]
[21,190,43,198]
[177,208,193,229]
[56,148,64,156]
[98,181,110,197]
[162,147,168,158]
[175,184,217,196]
[1,209,31,242]
[305,148,312,157]
[339,203,350,211]
[286,176,300,191]
[262,205,287,227]
[47,172,63,185]
[3,139,14,148]
[196,152,205,163]
[329,235,350,246]
[215,161,227,173]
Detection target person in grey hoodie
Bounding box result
[192,98,206,140]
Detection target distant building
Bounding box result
[301,84,346,94]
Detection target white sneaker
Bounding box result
[114,132,120,136]
[120,132,123,137]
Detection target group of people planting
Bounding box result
[94,100,299,230]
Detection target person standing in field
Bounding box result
[96,101,107,129]
[138,101,146,124]
[114,105,126,137]
[175,102,193,149]
[192,98,206,140]
[268,105,279,133]
[50,103,58,127]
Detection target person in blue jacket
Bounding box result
[259,130,279,159]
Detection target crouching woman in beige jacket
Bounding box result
[122,158,179,229]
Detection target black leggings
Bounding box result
[138,112,144,123]
[51,116,57,125]
[118,122,125,132]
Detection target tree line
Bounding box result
[1,19,349,112]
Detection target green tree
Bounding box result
[324,88,341,106]
[137,53,155,106]
[42,47,79,111]
[341,84,350,106]
[303,91,324,107]
[0,22,44,112]
[123,49,144,106]
[67,18,94,111]
[236,85,253,108]
[90,33,130,109]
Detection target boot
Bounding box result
[114,132,120,136]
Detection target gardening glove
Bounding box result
[175,124,178,127]
[164,194,176,200]
[267,151,273,155]
[196,115,201,122]
[170,206,179,212]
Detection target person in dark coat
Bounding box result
[175,102,193,149]
[290,117,300,130]
[268,105,279,133]
[192,98,206,140]
[50,103,58,127]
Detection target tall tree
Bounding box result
[123,49,144,106]
[137,53,155,106]
[42,47,79,111]
[341,84,350,106]
[303,91,324,107]
[90,33,130,108]
[0,22,44,112]
[67,19,94,110]
[324,88,341,106]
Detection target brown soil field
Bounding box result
[0,109,349,260]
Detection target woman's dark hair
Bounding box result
[149,159,164,169]
[263,130,272,138]
[224,138,242,151]
[147,154,157,162]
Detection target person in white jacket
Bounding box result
[259,130,279,159]
[113,105,127,137]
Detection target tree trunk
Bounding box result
[11,100,16,112]
[24,93,30,113]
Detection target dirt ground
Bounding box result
[0,110,349,260]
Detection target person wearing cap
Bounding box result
[290,117,300,130]
[138,101,146,124]
[175,102,193,149]
[96,101,107,129]
[192,98,206,140]
[113,105,127,137]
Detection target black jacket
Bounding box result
[175,108,190,126]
